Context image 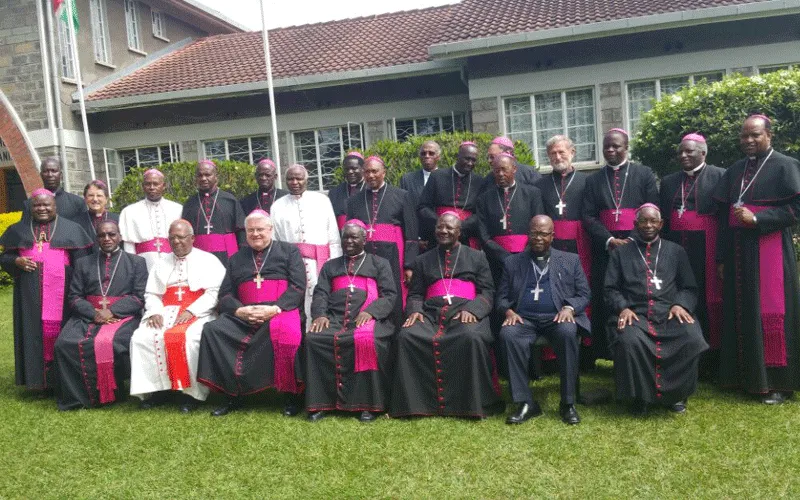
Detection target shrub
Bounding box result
[631,69,800,178]
[0,211,23,286]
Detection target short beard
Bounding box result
[551,161,571,174]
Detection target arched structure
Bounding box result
[0,89,42,196]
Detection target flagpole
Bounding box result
[260,0,282,189]
[65,0,97,182]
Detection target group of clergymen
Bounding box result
[2,113,799,425]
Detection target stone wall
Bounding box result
[599,82,623,132]
[470,97,499,135]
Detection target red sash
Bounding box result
[366,223,407,308]
[194,233,238,257]
[295,242,330,274]
[425,279,477,301]
[331,275,379,372]
[553,220,592,282]
[86,295,133,403]
[492,234,527,253]
[436,206,480,249]
[162,286,204,390]
[670,210,723,349]
[599,208,636,232]
[729,204,786,366]
[20,242,69,362]
[238,279,302,393]
[135,237,171,254]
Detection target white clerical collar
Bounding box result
[684,162,706,177]
[292,192,305,200]
[145,198,162,206]
[748,147,773,161]
[348,251,366,258]
[372,182,385,193]
[103,247,121,258]
[606,160,628,171]
[502,182,516,193]
[453,166,466,177]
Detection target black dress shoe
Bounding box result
[358,411,377,423]
[505,401,543,425]
[559,403,581,425]
[211,398,241,417]
[139,392,168,410]
[762,391,786,405]
[179,395,199,413]
[307,410,326,422]
[630,399,648,416]
[670,400,687,414]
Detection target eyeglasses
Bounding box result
[529,231,554,238]
[420,151,438,157]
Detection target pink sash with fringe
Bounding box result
[553,220,592,282]
[135,238,171,254]
[492,234,527,253]
[331,275,379,372]
[86,295,132,403]
[295,242,330,274]
[425,279,477,301]
[366,223,407,308]
[194,233,238,257]
[20,243,69,362]
[599,208,636,232]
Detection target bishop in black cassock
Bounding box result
[55,221,147,410]
[22,157,87,223]
[0,189,93,391]
[239,159,288,215]
[306,221,398,422]
[328,152,365,230]
[582,129,659,361]
[181,160,245,266]
[390,213,500,418]
[713,115,800,404]
[605,204,707,414]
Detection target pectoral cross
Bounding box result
[176,286,185,302]
[650,276,662,290]
[99,296,110,310]
[500,216,507,230]
[253,273,264,289]
[677,206,685,218]
[531,285,543,301]
[348,283,355,293]
[613,208,622,223]
[36,240,43,252]
[366,226,376,238]
[204,222,213,234]
[443,293,454,305]
[556,200,567,216]
[154,239,163,252]
[733,200,744,208]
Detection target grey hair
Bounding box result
[170,219,195,236]
[419,140,442,155]
[245,211,273,226]
[545,135,575,151]
[286,164,309,179]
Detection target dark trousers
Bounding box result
[499,315,579,404]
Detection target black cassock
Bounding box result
[75,211,120,253]
[660,164,725,357]
[0,216,93,389]
[536,170,589,257]
[239,187,288,216]
[605,236,708,405]
[477,182,544,282]
[713,149,800,394]
[582,162,659,359]
[197,241,306,396]
[390,244,500,417]
[54,250,147,409]
[418,167,483,246]
[329,180,364,229]
[22,188,87,223]
[306,253,397,412]
[182,188,245,265]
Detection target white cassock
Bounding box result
[271,191,342,327]
[129,248,225,401]
[119,198,183,271]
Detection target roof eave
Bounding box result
[428,0,800,59]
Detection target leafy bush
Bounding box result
[631,69,800,178]
[0,211,23,286]
[112,160,258,211]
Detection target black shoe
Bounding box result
[211,398,241,417]
[179,395,199,413]
[505,401,543,424]
[307,410,326,422]
[630,399,648,416]
[762,391,786,405]
[139,392,168,410]
[559,403,581,425]
[359,411,377,423]
[670,400,687,414]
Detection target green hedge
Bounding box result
[0,211,23,286]
[631,69,800,178]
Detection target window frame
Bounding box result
[291,124,364,192]
[56,15,76,80]
[200,135,273,165]
[89,0,112,65]
[391,112,466,142]
[117,143,181,175]
[124,0,143,53]
[151,9,168,41]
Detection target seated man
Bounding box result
[55,221,148,410]
[306,220,398,422]
[605,204,708,415]
[129,220,226,412]
[197,210,306,417]
[497,215,590,425]
[391,213,499,418]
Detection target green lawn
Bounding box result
[0,287,799,498]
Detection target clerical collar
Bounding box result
[291,191,306,199]
[259,186,274,194]
[200,187,218,197]
[749,147,773,161]
[348,251,366,259]
[103,247,121,258]
[554,168,574,178]
[500,182,516,193]
[255,241,273,253]
[683,163,706,177]
[349,180,364,189]
[453,166,467,177]
[372,183,385,193]
[531,250,550,261]
[606,160,628,171]
[631,233,660,246]
[145,198,162,206]
[439,242,460,253]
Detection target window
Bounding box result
[124,0,142,52]
[0,138,12,165]
[56,16,75,79]
[293,125,363,191]
[504,88,597,166]
[89,0,111,64]
[118,144,180,174]
[759,63,799,74]
[202,135,272,164]
[103,149,122,193]
[393,113,466,142]
[627,71,724,134]
[151,10,167,40]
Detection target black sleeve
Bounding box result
[603,248,628,314]
[0,248,20,278]
[218,261,243,315]
[673,247,698,313]
[310,261,332,320]
[401,190,419,268]
[494,257,515,314]
[109,257,148,318]
[582,177,613,247]
[278,245,308,311]
[417,176,438,242]
[364,257,398,320]
[477,194,510,265]
[406,256,426,315]
[564,254,591,313]
[67,260,96,321]
[463,252,495,319]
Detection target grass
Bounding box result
[1,287,799,498]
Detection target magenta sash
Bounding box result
[336,214,346,231]
[367,223,407,308]
[492,234,527,253]
[135,237,171,254]
[425,279,477,301]
[331,275,379,372]
[238,278,302,393]
[729,204,786,366]
[193,233,238,257]
[295,242,330,274]
[599,208,636,232]
[20,243,69,362]
[553,220,592,282]
[86,295,132,403]
[670,210,723,349]
[436,206,480,249]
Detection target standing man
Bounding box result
[328,152,365,230]
[605,204,707,415]
[659,134,725,378]
[418,142,483,248]
[496,215,590,425]
[119,169,183,270]
[197,210,306,417]
[55,221,148,410]
[181,160,245,266]
[391,213,499,418]
[271,164,342,327]
[400,140,441,201]
[346,155,417,317]
[306,220,398,422]
[129,220,226,412]
[582,128,659,361]
[484,136,541,188]
[0,189,93,391]
[22,157,87,222]
[713,115,800,404]
[239,159,288,215]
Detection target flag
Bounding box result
[54,0,79,31]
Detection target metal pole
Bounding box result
[260,0,282,189]
[65,0,97,181]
